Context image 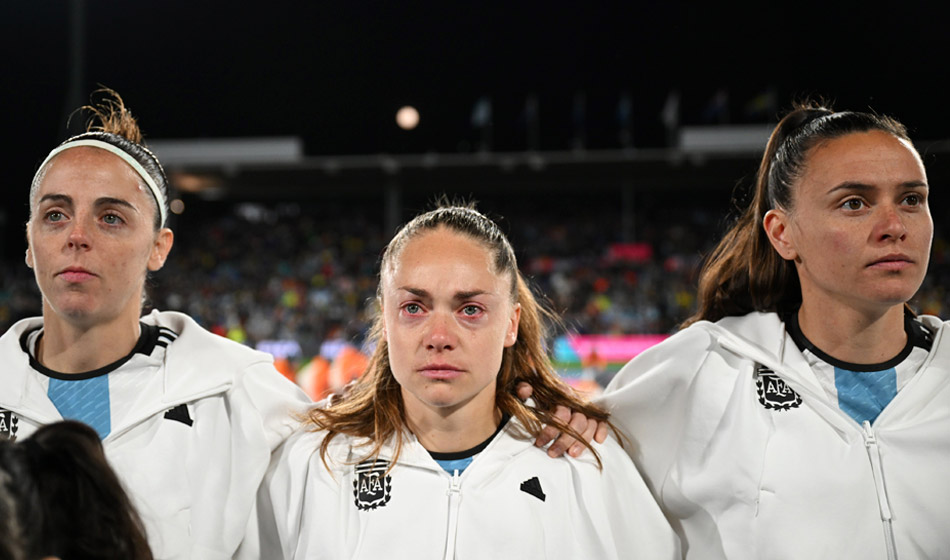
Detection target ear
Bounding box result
[147,228,175,272]
[762,209,798,261]
[504,303,521,348]
[25,228,34,269]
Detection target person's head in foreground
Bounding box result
[0,421,153,560]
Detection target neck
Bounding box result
[402,389,501,453]
[38,308,141,374]
[797,300,906,365]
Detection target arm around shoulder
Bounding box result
[585,435,682,559]
[596,324,715,492]
[235,360,313,450]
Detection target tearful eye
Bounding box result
[461,305,481,316]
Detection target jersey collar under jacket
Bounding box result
[700,311,948,439]
[0,316,60,423]
[331,415,543,480]
[0,310,273,434]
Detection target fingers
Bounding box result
[594,420,609,444]
[568,417,599,457]
[534,424,559,450]
[535,404,572,452]
[516,382,534,401]
[547,407,589,458]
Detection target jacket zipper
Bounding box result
[863,421,898,560]
[719,333,905,558]
[443,469,462,560]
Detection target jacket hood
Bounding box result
[142,310,276,403]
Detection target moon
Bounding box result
[396,106,420,130]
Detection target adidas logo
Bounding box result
[520,476,545,502]
[164,404,193,426]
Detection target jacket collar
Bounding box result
[0,316,61,422]
[334,415,535,476]
[0,310,264,426]
[701,312,827,396]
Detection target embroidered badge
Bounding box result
[520,476,546,502]
[0,409,20,441]
[755,365,802,411]
[353,460,392,511]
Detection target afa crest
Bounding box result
[0,409,20,441]
[353,460,392,511]
[755,365,802,411]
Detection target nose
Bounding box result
[66,218,92,251]
[877,204,907,242]
[425,312,457,352]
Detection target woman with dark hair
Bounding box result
[259,205,679,559]
[0,465,25,560]
[0,90,310,558]
[0,421,153,560]
[600,102,949,558]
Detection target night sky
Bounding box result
[2,1,947,251]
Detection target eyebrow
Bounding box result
[398,287,493,300]
[828,180,929,195]
[38,193,73,207]
[38,194,138,212]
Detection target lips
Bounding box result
[419,363,464,380]
[868,254,913,271]
[57,267,96,282]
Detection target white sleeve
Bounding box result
[257,429,345,560]
[576,436,682,559]
[596,325,714,503]
[219,362,312,559]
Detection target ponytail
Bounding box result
[684,101,911,326]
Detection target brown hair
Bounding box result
[0,421,153,560]
[305,204,613,468]
[30,88,170,230]
[684,101,912,326]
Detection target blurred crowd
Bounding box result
[3,197,949,366]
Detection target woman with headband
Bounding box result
[598,102,950,558]
[0,90,310,559]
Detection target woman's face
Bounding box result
[381,227,520,418]
[26,147,173,328]
[765,130,932,315]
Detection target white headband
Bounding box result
[35,138,168,227]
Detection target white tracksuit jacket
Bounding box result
[0,310,311,559]
[258,417,681,559]
[600,311,950,560]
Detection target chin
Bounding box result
[47,299,110,326]
[421,392,463,410]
